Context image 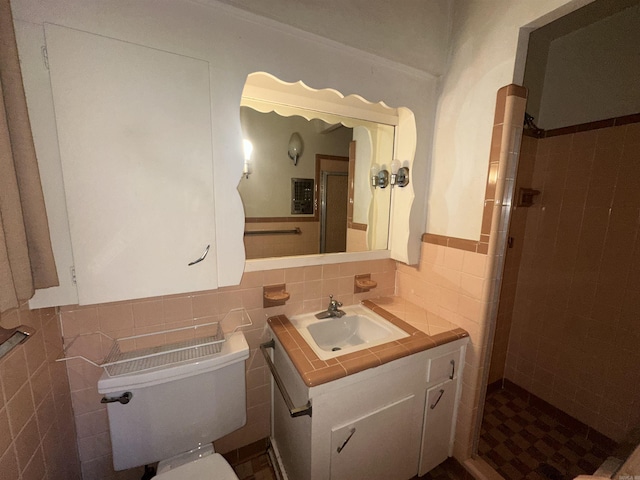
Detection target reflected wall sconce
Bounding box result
[390,159,410,187]
[242,139,253,179]
[370,164,389,189]
[288,132,303,166]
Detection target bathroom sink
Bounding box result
[290,304,409,360]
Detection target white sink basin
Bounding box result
[290,304,409,360]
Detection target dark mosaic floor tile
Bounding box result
[535,462,564,480]
[415,457,472,480]
[541,434,563,450]
[564,438,587,456]
[479,384,618,480]
[526,445,548,462]
[504,438,524,456]
[510,457,532,475]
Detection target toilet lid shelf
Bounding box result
[57,308,253,377]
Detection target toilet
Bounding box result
[97,332,249,479]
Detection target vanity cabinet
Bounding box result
[330,394,417,480]
[419,348,462,475]
[269,332,467,480]
[420,380,457,475]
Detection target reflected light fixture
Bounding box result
[288,132,303,166]
[370,163,389,188]
[242,139,253,179]
[390,159,410,187]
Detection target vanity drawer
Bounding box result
[427,350,460,384]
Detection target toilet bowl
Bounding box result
[97,333,249,479]
[155,444,238,480]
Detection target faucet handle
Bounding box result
[328,294,342,308]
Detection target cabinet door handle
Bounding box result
[188,244,210,266]
[430,389,445,410]
[449,359,455,379]
[337,428,356,453]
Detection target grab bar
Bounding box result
[244,227,301,236]
[0,325,35,361]
[260,340,312,418]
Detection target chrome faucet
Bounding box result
[315,294,345,319]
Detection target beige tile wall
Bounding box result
[504,122,640,442]
[397,243,494,460]
[399,85,528,460]
[0,303,81,480]
[59,259,395,479]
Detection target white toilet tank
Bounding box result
[97,332,249,471]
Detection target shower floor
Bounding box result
[479,381,618,480]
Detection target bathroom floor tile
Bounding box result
[232,453,276,480]
[479,382,618,480]
[415,457,474,479]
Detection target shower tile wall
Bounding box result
[503,122,640,442]
[59,259,396,479]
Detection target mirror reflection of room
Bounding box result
[239,105,394,260]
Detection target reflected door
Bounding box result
[321,172,348,253]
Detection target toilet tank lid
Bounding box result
[98,332,249,393]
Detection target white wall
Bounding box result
[211,0,454,76]
[427,0,593,240]
[537,4,640,129]
[13,0,442,287]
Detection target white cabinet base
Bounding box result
[269,331,468,480]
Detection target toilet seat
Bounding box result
[154,453,239,480]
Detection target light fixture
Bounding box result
[370,163,389,189]
[287,132,303,166]
[390,159,410,187]
[242,139,253,179]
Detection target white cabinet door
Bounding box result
[45,24,217,305]
[419,380,457,476]
[330,394,416,480]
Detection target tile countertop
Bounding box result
[267,296,468,387]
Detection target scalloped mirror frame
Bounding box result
[240,72,417,269]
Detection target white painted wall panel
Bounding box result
[45,25,217,304]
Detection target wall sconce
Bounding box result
[242,139,253,179]
[370,164,389,189]
[390,159,410,187]
[288,132,303,166]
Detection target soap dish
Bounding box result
[263,284,290,307]
[354,274,377,293]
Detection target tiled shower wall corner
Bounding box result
[60,259,395,480]
[502,122,640,442]
[487,133,539,384]
[0,303,81,480]
[397,85,527,461]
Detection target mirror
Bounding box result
[239,73,397,260]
